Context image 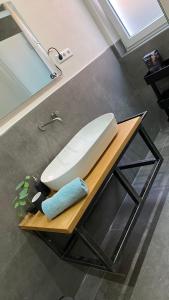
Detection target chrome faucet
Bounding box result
[38,111,63,131]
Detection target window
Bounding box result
[98,0,167,51]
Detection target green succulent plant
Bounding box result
[13,175,31,218]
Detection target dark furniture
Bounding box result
[144,59,169,120]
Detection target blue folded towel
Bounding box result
[41,177,88,220]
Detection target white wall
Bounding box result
[84,0,119,45]
[159,0,169,20]
[0,0,111,134]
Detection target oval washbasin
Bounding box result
[41,113,118,190]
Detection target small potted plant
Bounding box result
[13,175,31,218]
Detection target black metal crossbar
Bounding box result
[119,158,156,170]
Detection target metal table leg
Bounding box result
[74,226,113,271]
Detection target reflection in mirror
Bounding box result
[0,2,61,120]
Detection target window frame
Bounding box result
[98,0,168,52]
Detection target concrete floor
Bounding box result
[75,126,169,300]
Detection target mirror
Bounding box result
[0,2,61,120]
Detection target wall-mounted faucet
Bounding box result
[38,111,63,131]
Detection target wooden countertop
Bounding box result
[20,116,142,234]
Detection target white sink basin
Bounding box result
[41,113,118,190]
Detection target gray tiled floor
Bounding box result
[75,127,169,300]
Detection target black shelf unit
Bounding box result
[144,59,169,120]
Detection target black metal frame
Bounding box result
[36,112,163,273]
